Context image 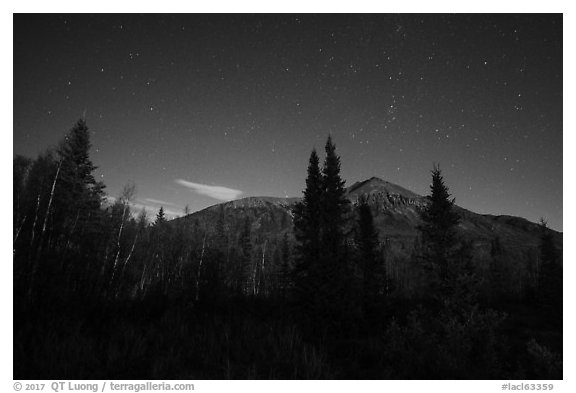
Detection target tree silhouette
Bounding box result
[419,164,462,303]
[538,219,561,315]
[320,136,350,257]
[27,119,105,301]
[293,148,323,306]
[55,119,105,250]
[355,195,383,310]
[155,207,167,226]
[294,136,353,325]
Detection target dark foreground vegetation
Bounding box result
[14,119,562,379]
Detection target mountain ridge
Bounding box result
[179,176,561,237]
[174,176,561,297]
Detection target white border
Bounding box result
[5,2,572,391]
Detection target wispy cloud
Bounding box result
[175,179,243,202]
[142,198,179,207]
[129,201,182,219]
[103,196,182,220]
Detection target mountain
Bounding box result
[175,177,562,297]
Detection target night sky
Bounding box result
[13,14,563,230]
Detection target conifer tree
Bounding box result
[29,120,104,300]
[419,165,459,280]
[538,219,561,311]
[318,136,351,318]
[55,119,105,238]
[294,137,354,323]
[147,206,169,294]
[293,149,323,302]
[419,165,463,304]
[155,207,167,226]
[355,195,382,306]
[320,136,350,256]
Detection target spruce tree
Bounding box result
[355,195,382,307]
[154,206,167,226]
[321,136,350,255]
[54,119,105,283]
[538,219,561,311]
[419,166,459,274]
[31,119,104,299]
[56,119,105,232]
[293,149,323,303]
[294,137,353,324]
[419,164,461,302]
[318,136,351,322]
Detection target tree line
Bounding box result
[14,119,562,308]
[14,118,562,379]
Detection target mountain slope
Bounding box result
[178,176,561,250]
[175,177,561,296]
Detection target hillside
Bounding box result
[178,176,561,247]
[174,177,561,297]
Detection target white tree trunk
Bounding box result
[121,233,138,277]
[29,194,41,248]
[14,215,26,247]
[38,159,62,251]
[110,203,129,284]
[28,160,61,301]
[260,240,267,296]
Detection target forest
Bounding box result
[13,119,562,379]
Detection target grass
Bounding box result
[14,295,333,379]
[14,293,562,380]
